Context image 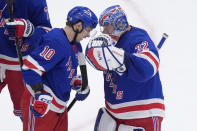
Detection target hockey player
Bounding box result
[86,5,165,131]
[21,6,98,131]
[0,0,51,119]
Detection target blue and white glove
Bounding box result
[85,34,125,71]
[75,86,90,101]
[30,93,52,117]
[71,75,90,101]
[5,18,34,38]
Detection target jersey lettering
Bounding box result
[68,69,75,78]
[0,18,5,27]
[106,72,117,94]
[66,56,71,66]
[109,78,114,87]
[40,46,55,60]
[66,56,72,71]
[112,85,117,94]
[106,73,111,81]
[40,46,49,56]
[67,61,72,71]
[142,41,149,50]
[45,49,55,60]
[21,43,30,52]
[65,57,75,79]
[135,41,149,53]
[116,91,123,100]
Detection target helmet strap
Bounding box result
[71,21,84,43]
[71,24,83,43]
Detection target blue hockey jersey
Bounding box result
[0,0,51,71]
[22,28,82,113]
[104,26,165,119]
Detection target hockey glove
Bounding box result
[30,93,52,117]
[75,86,90,101]
[5,18,34,38]
[71,75,82,91]
[85,34,125,71]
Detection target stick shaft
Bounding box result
[157,33,168,50]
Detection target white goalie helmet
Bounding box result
[85,34,125,71]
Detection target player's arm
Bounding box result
[85,34,159,82]
[28,0,51,28]
[22,40,66,117]
[4,0,51,40]
[22,39,65,90]
[124,37,160,82]
[20,27,51,55]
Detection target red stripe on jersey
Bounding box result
[86,48,105,70]
[23,59,39,70]
[141,52,159,72]
[0,58,19,65]
[72,44,77,53]
[105,101,165,114]
[51,98,65,109]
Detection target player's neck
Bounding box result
[63,26,75,42]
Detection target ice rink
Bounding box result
[1,0,197,130]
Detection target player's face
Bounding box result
[76,26,92,42]
[101,24,114,35]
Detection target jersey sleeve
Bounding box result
[21,27,52,56]
[22,39,66,86]
[124,34,160,82]
[28,0,52,28]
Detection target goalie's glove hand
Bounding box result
[30,93,52,117]
[85,34,126,71]
[5,18,34,38]
[71,75,82,91]
[75,86,90,101]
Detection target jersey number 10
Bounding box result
[40,46,55,60]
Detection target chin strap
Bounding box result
[71,22,84,43]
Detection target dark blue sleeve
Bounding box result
[22,69,43,85]
[28,0,52,28]
[124,34,160,82]
[21,27,51,56]
[22,39,67,86]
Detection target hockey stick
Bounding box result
[7,0,23,67]
[68,32,97,112]
[157,33,168,50]
[68,53,88,112]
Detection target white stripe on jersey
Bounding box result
[105,98,165,119]
[22,55,45,75]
